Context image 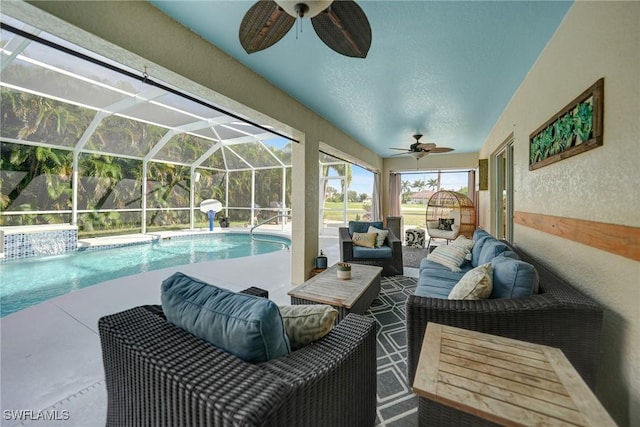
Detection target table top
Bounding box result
[412,323,616,427]
[287,263,382,309]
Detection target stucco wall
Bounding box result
[478,2,640,425]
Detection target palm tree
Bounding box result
[400,179,412,203]
[426,178,439,191]
[412,179,426,192]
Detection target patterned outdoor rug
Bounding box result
[368,275,419,426]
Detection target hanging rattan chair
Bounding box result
[425,190,476,246]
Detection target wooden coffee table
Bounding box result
[412,323,616,426]
[288,263,382,322]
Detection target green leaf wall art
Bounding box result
[529,78,604,170]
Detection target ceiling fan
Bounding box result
[239,0,372,58]
[389,134,455,159]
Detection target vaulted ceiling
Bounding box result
[150,0,572,158]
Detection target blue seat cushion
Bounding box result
[415,259,473,298]
[352,245,392,259]
[349,221,383,235]
[490,255,539,298]
[161,272,291,363]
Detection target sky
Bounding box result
[349,167,470,196]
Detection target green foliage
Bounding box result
[574,101,593,143]
[530,97,594,165]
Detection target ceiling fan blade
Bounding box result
[429,147,455,154]
[389,147,411,151]
[416,143,436,151]
[239,1,295,54]
[311,0,371,58]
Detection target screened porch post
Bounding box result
[142,161,148,234]
[281,166,286,229]
[71,151,79,226]
[251,169,256,226]
[225,172,229,218]
[189,167,196,230]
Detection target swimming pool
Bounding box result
[0,233,290,317]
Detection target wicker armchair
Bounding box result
[339,226,403,276]
[406,246,603,393]
[99,305,377,427]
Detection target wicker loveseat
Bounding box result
[406,241,603,393]
[99,305,377,427]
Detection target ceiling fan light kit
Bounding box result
[239,0,371,58]
[275,0,332,18]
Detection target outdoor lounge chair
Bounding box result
[339,221,403,276]
[99,305,377,427]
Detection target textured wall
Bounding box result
[478,3,640,425]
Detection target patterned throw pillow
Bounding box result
[427,244,469,272]
[279,305,338,350]
[352,232,377,248]
[438,218,455,231]
[448,263,493,300]
[367,226,389,248]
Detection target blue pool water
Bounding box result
[0,233,290,317]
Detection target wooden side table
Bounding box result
[412,323,615,426]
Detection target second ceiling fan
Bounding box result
[389,134,455,159]
[239,0,372,58]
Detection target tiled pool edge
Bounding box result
[1,228,291,263]
[1,225,78,262]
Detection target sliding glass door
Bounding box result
[494,142,514,242]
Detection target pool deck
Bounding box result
[0,230,419,427]
[0,230,339,427]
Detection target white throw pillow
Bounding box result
[451,235,475,260]
[448,263,493,300]
[452,235,475,251]
[368,226,389,248]
[278,305,338,350]
[426,245,469,272]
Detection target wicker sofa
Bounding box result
[406,238,604,395]
[99,305,377,427]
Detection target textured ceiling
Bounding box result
[150,0,572,158]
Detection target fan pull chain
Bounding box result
[295,16,303,40]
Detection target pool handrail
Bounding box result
[250,214,292,250]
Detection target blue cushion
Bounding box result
[501,250,521,260]
[471,236,494,266]
[473,228,492,241]
[414,274,454,298]
[490,255,539,298]
[477,239,510,266]
[420,259,473,278]
[415,258,473,298]
[353,245,392,259]
[161,272,290,363]
[414,259,472,298]
[349,221,383,235]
